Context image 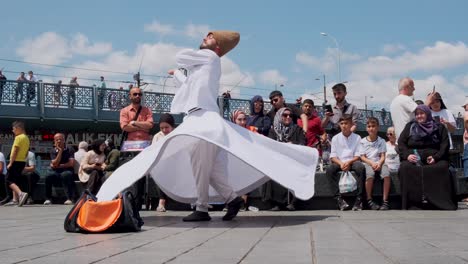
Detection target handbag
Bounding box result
[338,171,357,194]
[64,190,143,233]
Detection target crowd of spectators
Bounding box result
[0,77,467,212]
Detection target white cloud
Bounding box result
[16,32,71,65]
[382,44,406,54]
[144,20,175,35]
[349,41,468,79]
[16,32,112,66]
[184,23,210,39]
[70,33,112,56]
[455,74,468,88]
[258,70,287,86]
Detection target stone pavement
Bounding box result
[1,205,468,264]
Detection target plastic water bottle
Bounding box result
[413,149,422,166]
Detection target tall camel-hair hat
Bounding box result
[209,31,240,57]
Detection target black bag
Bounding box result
[64,190,143,233]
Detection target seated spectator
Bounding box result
[151,113,176,212]
[385,127,400,173]
[265,107,305,211]
[231,110,259,212]
[73,141,88,175]
[79,139,106,195]
[0,151,8,204]
[359,117,391,210]
[44,133,75,205]
[430,92,457,149]
[267,90,308,132]
[246,95,271,136]
[103,139,120,179]
[398,105,457,210]
[297,99,325,150]
[21,150,40,205]
[326,114,365,211]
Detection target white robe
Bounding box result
[97,49,318,202]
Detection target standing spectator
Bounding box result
[398,105,456,210]
[298,99,325,150]
[54,80,62,107]
[359,117,391,210]
[21,150,40,205]
[0,70,7,105]
[326,114,365,211]
[4,121,30,207]
[430,92,457,149]
[73,141,88,176]
[98,76,106,109]
[16,72,27,103]
[265,107,306,211]
[79,139,106,195]
[246,95,271,136]
[385,127,400,174]
[151,113,176,212]
[25,71,37,106]
[321,83,360,138]
[463,99,468,178]
[0,151,8,204]
[390,77,435,140]
[120,87,154,141]
[68,76,78,108]
[44,133,75,205]
[267,90,308,131]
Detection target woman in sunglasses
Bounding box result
[384,127,400,173]
[264,107,306,211]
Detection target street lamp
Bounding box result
[315,75,327,105]
[320,32,341,82]
[365,95,374,115]
[275,83,284,90]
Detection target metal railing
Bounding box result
[0,79,465,133]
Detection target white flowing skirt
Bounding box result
[97,110,318,203]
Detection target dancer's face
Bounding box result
[200,33,218,51]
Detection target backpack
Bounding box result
[64,190,143,233]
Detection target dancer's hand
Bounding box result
[168,69,175,75]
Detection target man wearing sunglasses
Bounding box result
[119,87,154,141]
[267,90,308,133]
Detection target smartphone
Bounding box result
[433,116,440,123]
[432,85,435,93]
[324,104,333,113]
[95,163,102,166]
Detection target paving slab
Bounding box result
[1,205,468,264]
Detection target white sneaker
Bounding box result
[43,199,52,205]
[64,199,73,205]
[18,192,29,207]
[4,200,19,206]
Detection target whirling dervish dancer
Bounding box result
[97,30,319,221]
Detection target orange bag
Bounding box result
[77,198,123,232]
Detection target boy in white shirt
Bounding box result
[359,117,391,210]
[326,114,365,211]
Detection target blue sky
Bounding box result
[1,0,468,114]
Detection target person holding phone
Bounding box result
[430,92,457,149]
[79,139,106,195]
[321,83,360,138]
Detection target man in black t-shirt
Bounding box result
[267,90,308,133]
[44,133,76,205]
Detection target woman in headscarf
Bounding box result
[398,105,457,210]
[246,95,271,136]
[264,107,306,211]
[230,110,259,211]
[79,139,107,195]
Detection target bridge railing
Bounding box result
[1,79,465,134]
